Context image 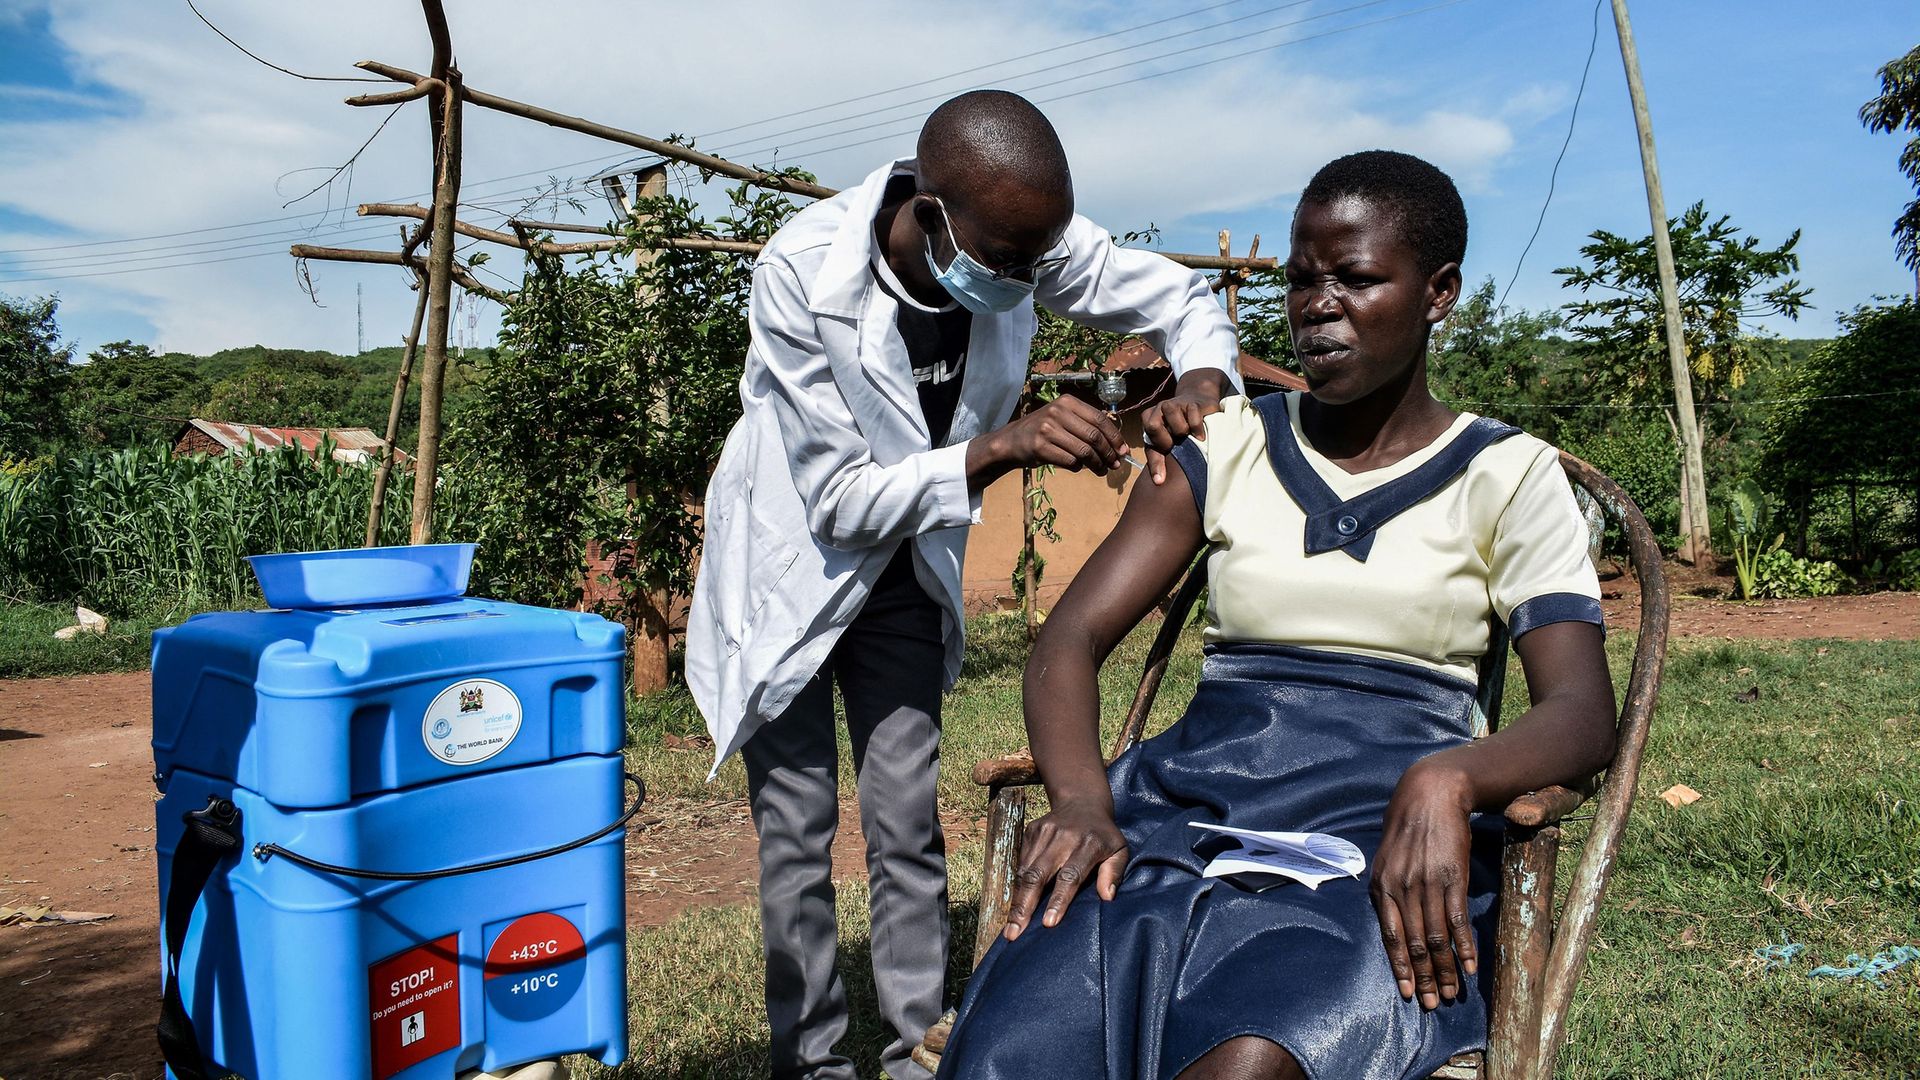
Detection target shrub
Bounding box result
[1563,417,1681,542]
[1751,548,1850,599]
[1889,549,1920,592]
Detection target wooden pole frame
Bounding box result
[408,0,461,546]
[303,20,1283,552]
[365,274,428,547]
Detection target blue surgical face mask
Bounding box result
[923,199,1038,315]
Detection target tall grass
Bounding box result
[0,442,468,617]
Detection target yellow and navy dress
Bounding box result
[939,393,1602,1080]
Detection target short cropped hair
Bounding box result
[918,90,1072,210]
[1299,150,1467,275]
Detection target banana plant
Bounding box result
[1724,478,1783,600]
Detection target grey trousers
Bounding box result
[743,592,949,1080]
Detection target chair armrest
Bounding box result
[1503,785,1589,828]
[972,748,1038,788]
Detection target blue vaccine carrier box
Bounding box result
[151,545,631,1079]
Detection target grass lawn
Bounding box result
[604,626,1920,1079]
[0,600,167,678]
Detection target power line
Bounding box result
[700,0,1327,155]
[730,0,1469,166]
[0,246,302,284]
[0,148,640,258]
[1496,0,1602,312]
[185,0,385,83]
[5,3,1292,259]
[697,0,1269,141]
[0,163,622,274]
[5,0,1466,278]
[0,220,399,280]
[1450,388,1920,410]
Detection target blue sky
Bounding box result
[0,0,1913,356]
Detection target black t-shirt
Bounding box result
[861,175,972,626]
[871,175,971,449]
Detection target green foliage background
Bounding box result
[449,178,804,610]
[0,441,446,615]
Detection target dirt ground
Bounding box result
[0,673,974,1080]
[3,586,1917,1079]
[1599,559,1920,640]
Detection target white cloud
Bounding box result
[0,0,1525,353]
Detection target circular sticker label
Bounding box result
[422,678,522,766]
[484,912,587,1022]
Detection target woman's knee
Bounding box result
[1173,1035,1305,1080]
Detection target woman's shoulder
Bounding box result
[1186,392,1281,463]
[1459,417,1560,484]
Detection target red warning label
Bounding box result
[484,912,586,979]
[368,934,460,1079]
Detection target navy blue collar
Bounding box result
[1253,393,1520,562]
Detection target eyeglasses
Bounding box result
[927,195,1072,282]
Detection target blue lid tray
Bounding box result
[247,543,475,608]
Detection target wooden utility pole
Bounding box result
[409,0,461,545]
[1611,0,1711,563]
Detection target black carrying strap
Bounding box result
[158,796,243,1080]
[253,772,646,881]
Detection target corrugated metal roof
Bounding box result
[178,419,404,464]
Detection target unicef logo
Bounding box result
[432,718,452,739]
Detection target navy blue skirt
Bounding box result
[938,643,1504,1080]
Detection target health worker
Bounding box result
[686,89,1243,1080]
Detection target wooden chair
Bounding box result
[917,454,1670,1080]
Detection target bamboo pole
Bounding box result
[355,60,836,201]
[1611,0,1711,563]
[355,201,1267,273]
[366,277,430,546]
[345,79,439,108]
[1218,230,1238,324]
[409,0,461,546]
[287,244,508,302]
[356,203,762,255]
[347,64,1276,276]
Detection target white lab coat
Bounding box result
[688,158,1242,775]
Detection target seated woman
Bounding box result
[936,150,1617,1080]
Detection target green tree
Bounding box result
[67,340,205,447]
[198,352,358,428]
[1233,266,1295,370]
[1761,299,1920,559]
[1556,204,1809,552]
[1429,281,1566,425]
[447,176,802,678]
[1556,203,1809,405]
[1860,44,1920,273]
[0,294,74,460]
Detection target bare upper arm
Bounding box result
[1037,455,1208,663]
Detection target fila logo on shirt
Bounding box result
[914,353,964,386]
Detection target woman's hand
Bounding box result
[1002,799,1129,941]
[1370,761,1478,1010]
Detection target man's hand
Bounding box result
[1370,761,1478,1011]
[1142,368,1232,484]
[1002,799,1129,941]
[968,395,1127,489]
